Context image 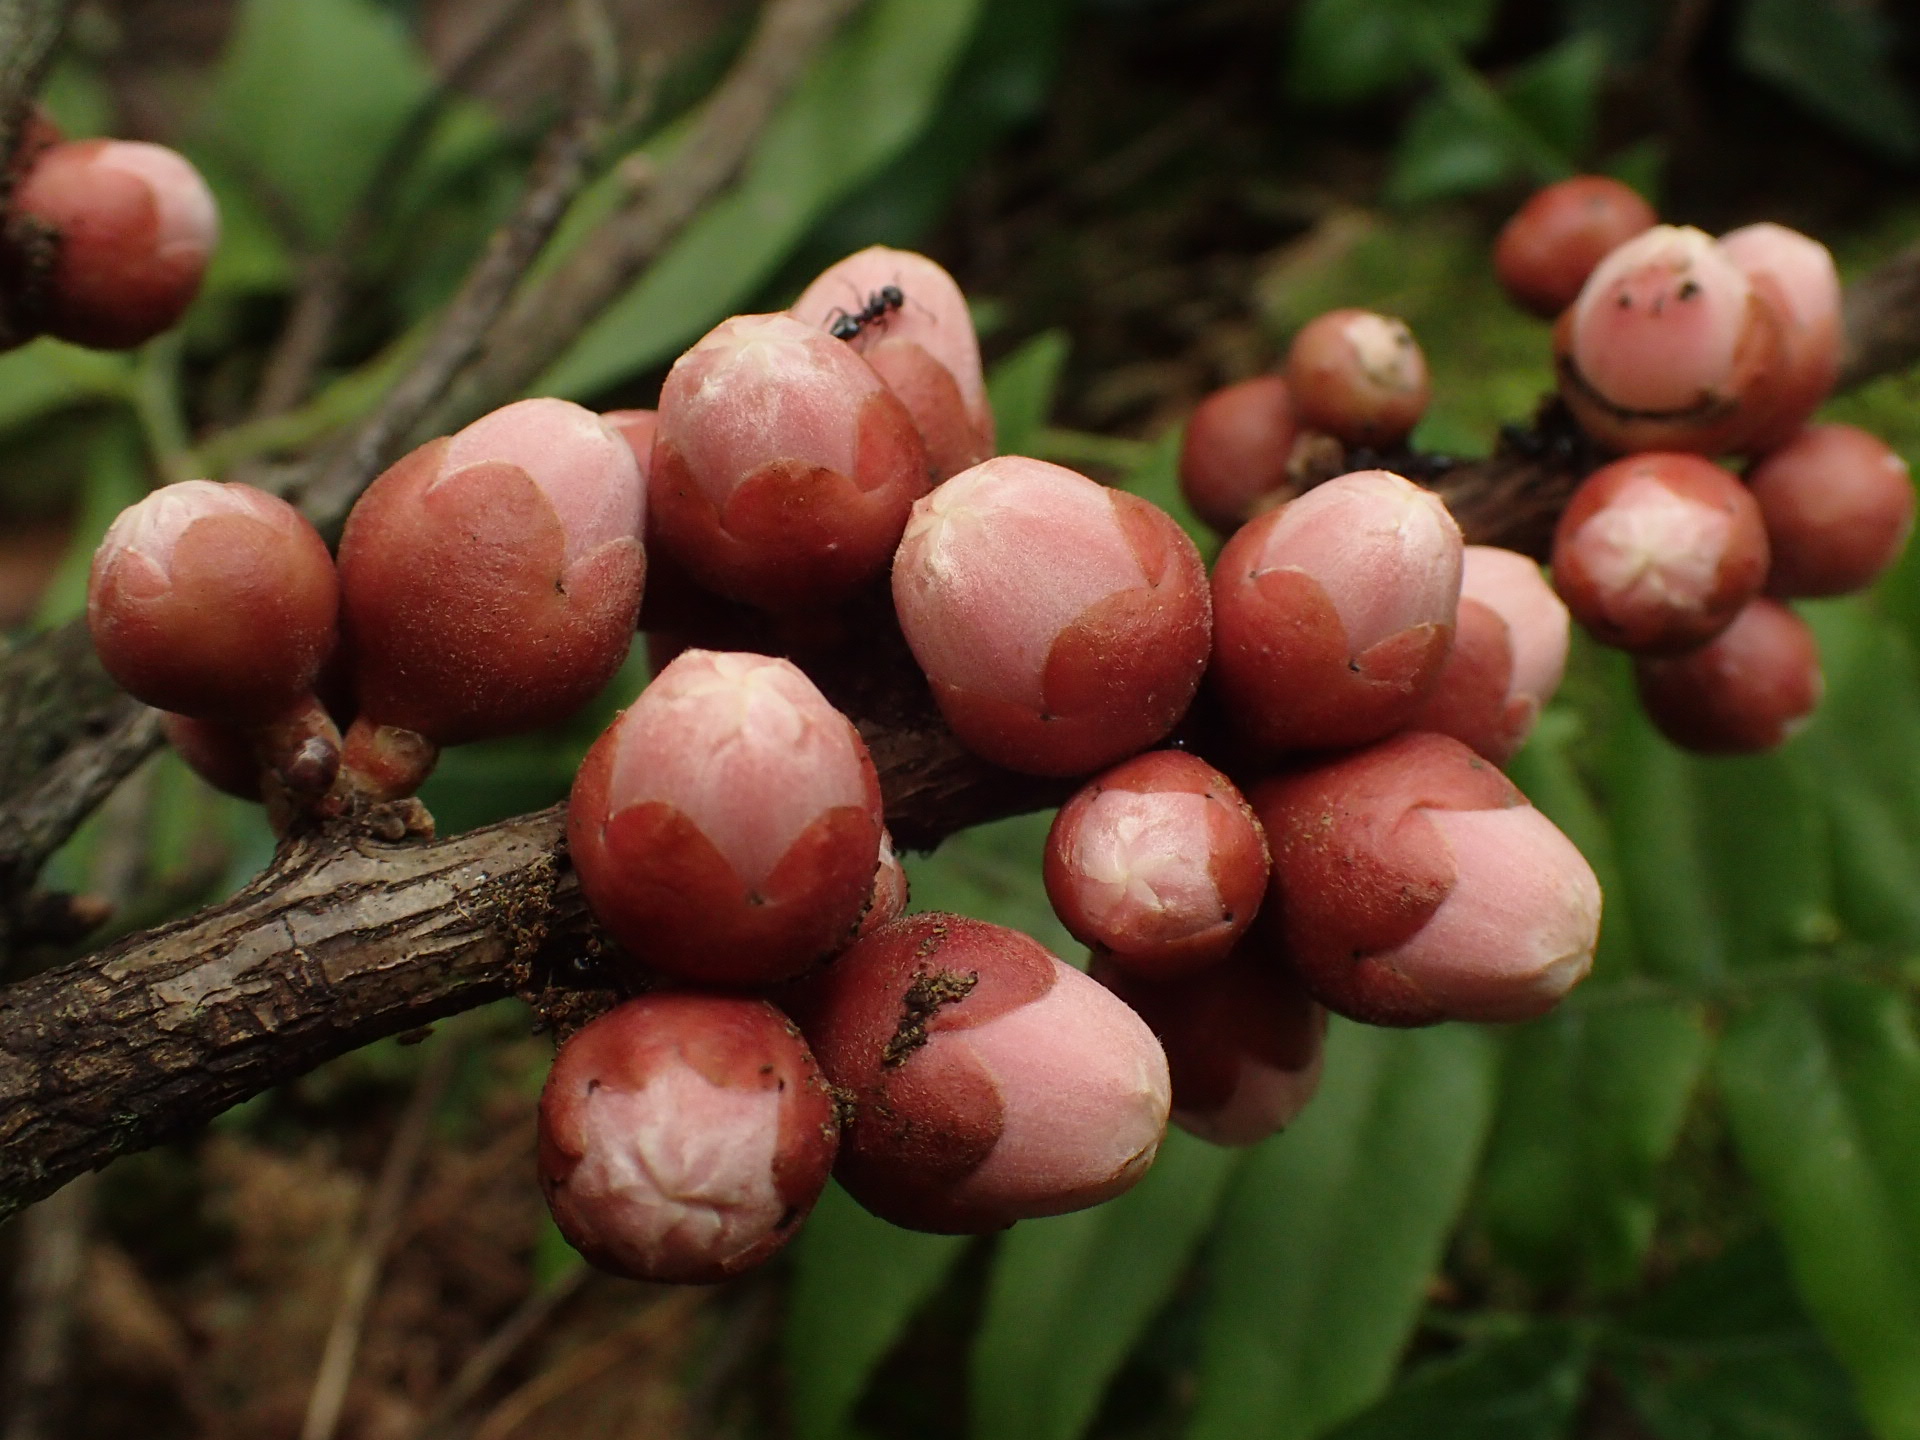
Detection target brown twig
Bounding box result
[413,1266,591,1440]
[301,1035,465,1440]
[246,0,550,423]
[435,0,864,425]
[466,1289,703,1440]
[0,1172,95,1440]
[290,101,606,527]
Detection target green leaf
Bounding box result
[903,811,1076,959]
[1480,714,1710,1293]
[0,338,131,440]
[543,0,985,399]
[1609,1235,1874,1440]
[204,0,434,244]
[969,1131,1241,1440]
[1187,1021,1500,1440]
[1384,34,1598,206]
[1793,600,1920,947]
[986,330,1069,458]
[1717,983,1920,1440]
[1286,0,1497,107]
[1325,1322,1592,1440]
[35,419,147,629]
[1737,0,1920,162]
[785,1183,971,1440]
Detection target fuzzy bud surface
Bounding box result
[1407,546,1570,763]
[1045,751,1269,975]
[1556,225,1785,454]
[1493,176,1657,319]
[651,312,929,608]
[1634,598,1823,754]
[88,480,338,724]
[1178,375,1299,534]
[569,650,883,987]
[1252,731,1601,1026]
[1551,452,1768,653]
[892,456,1211,775]
[1285,309,1429,446]
[1093,943,1326,1146]
[1211,469,1462,752]
[791,247,994,481]
[801,914,1170,1233]
[337,398,645,744]
[11,139,218,348]
[1746,424,1915,598]
[537,994,838,1284]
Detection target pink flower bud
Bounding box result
[891,456,1211,776]
[1044,751,1269,976]
[161,712,261,800]
[1285,310,1429,447]
[791,247,994,482]
[1211,469,1462,753]
[569,650,883,987]
[10,139,218,349]
[651,312,929,608]
[88,480,338,724]
[1092,944,1326,1146]
[1718,224,1841,449]
[1407,546,1570,764]
[1178,375,1299,534]
[338,398,645,744]
[601,407,657,486]
[1746,425,1915,598]
[801,913,1170,1232]
[537,994,838,1284]
[1252,731,1601,1026]
[1551,452,1768,654]
[1634,598,1823,754]
[1493,176,1657,319]
[1556,225,1786,455]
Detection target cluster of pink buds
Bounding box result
[1492,175,1913,753]
[532,241,1615,1281]
[88,396,651,815]
[1,115,219,351]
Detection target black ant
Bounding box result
[826,284,905,342]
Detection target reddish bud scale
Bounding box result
[338,398,646,745]
[1493,176,1657,319]
[651,312,929,609]
[1210,469,1462,754]
[1285,309,1429,447]
[88,480,339,725]
[1044,750,1269,976]
[1718,224,1841,451]
[800,913,1170,1233]
[601,407,658,485]
[1746,425,1915,598]
[9,139,218,349]
[1555,225,1787,456]
[791,246,994,482]
[1252,732,1601,1027]
[569,650,883,988]
[891,456,1212,777]
[858,830,910,940]
[1407,546,1570,764]
[1634,599,1823,754]
[537,994,838,1284]
[161,712,261,800]
[1551,452,1769,654]
[1178,375,1299,535]
[1093,944,1326,1146]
